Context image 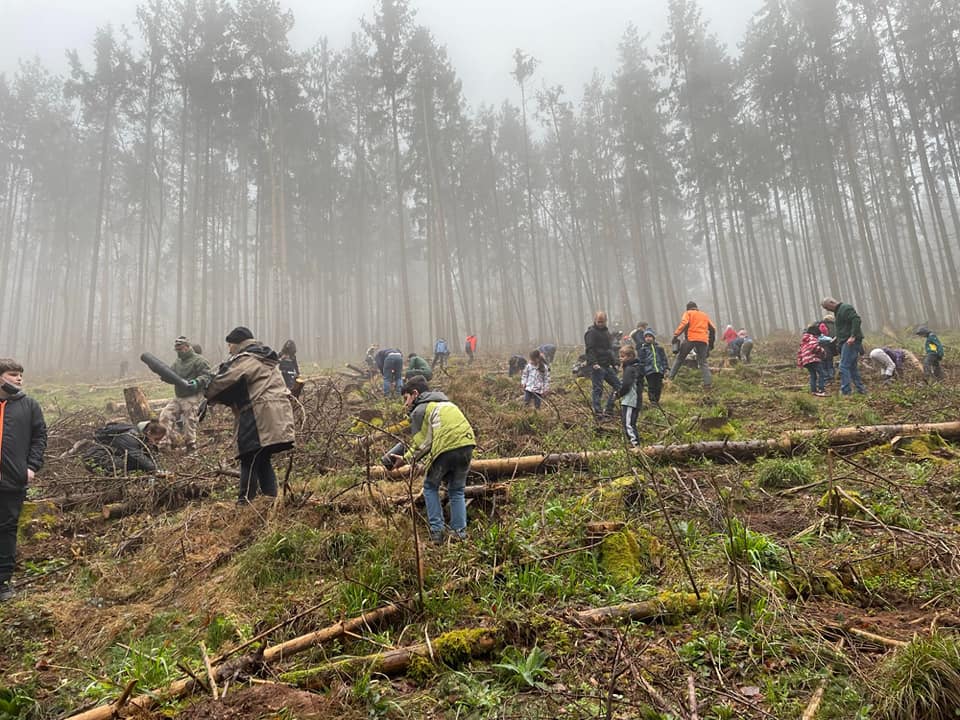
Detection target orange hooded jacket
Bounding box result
[674,309,715,344]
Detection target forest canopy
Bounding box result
[0,0,958,372]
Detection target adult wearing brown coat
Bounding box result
[206,327,295,503]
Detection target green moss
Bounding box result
[406,653,437,682]
[655,590,707,616]
[600,529,663,586]
[778,568,850,600]
[708,422,739,440]
[432,627,496,666]
[818,487,866,517]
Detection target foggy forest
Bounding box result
[1,0,958,372]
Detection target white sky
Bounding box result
[0,0,763,109]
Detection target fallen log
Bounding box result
[366,421,960,481]
[330,482,509,512]
[280,627,498,689]
[63,602,408,720]
[573,591,713,625]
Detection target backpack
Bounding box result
[435,339,448,355]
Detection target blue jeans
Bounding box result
[805,364,825,393]
[591,366,621,414]
[839,340,866,395]
[382,352,403,395]
[423,446,473,536]
[523,390,542,409]
[821,350,835,383]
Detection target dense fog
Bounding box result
[0,0,958,373]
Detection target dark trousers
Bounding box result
[924,355,944,381]
[0,489,26,584]
[669,341,712,387]
[645,373,664,403]
[591,365,621,414]
[238,449,278,501]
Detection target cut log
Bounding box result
[107,398,169,413]
[123,387,154,424]
[280,628,498,689]
[365,421,960,481]
[573,592,711,625]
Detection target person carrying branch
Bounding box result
[158,336,212,451]
[382,375,476,544]
[205,327,295,504]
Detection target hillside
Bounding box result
[3,336,960,720]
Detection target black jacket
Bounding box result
[0,391,47,492]
[279,356,300,390]
[584,325,617,368]
[615,358,642,399]
[83,423,159,475]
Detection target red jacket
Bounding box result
[797,332,824,368]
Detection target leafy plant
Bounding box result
[0,688,36,720]
[723,519,783,571]
[493,645,551,689]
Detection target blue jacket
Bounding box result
[637,342,668,376]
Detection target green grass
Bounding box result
[872,633,960,720]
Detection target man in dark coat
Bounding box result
[0,359,47,601]
[821,298,866,395]
[584,311,622,417]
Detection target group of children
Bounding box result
[513,329,668,448]
[797,321,944,394]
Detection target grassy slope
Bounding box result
[2,336,960,720]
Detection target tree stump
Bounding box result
[123,387,153,424]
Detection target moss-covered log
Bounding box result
[365,421,960,480]
[573,591,713,624]
[281,628,498,689]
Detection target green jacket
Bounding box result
[834,303,863,343]
[393,391,475,471]
[405,355,433,380]
[172,349,213,398]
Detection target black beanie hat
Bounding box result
[225,326,254,343]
